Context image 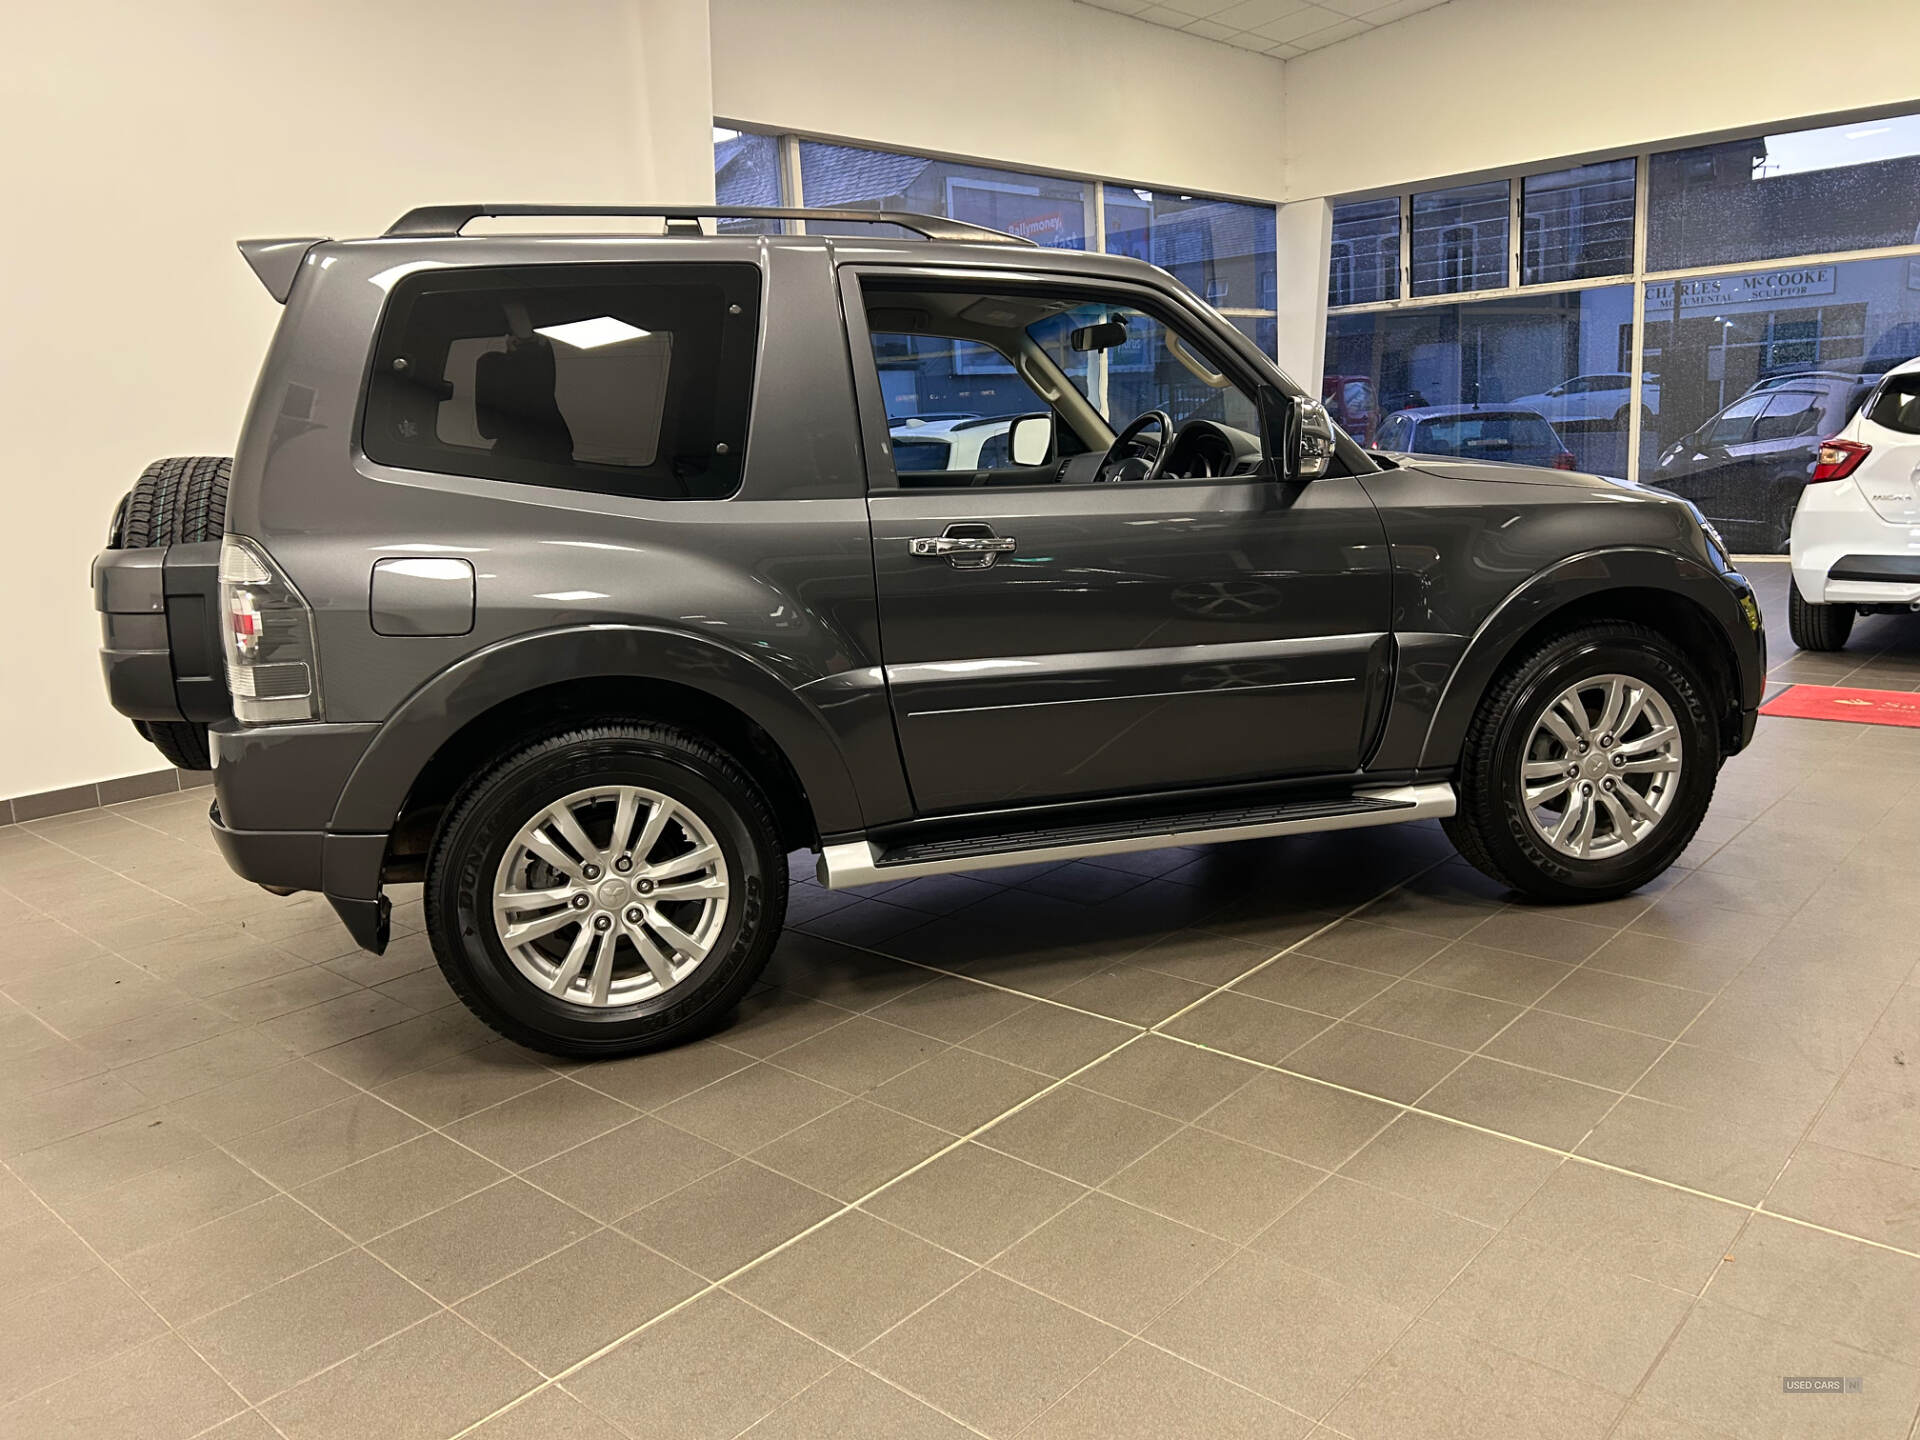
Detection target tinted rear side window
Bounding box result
[363,262,759,499]
[1868,374,1920,435]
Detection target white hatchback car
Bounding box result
[1788,357,1920,649]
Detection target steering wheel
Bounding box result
[1097,410,1174,483]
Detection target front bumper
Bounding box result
[1715,566,1766,755]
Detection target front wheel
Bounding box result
[1787,578,1853,651]
[425,722,787,1057]
[1444,623,1718,903]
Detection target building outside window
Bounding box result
[1324,108,1920,552]
[712,125,1279,360]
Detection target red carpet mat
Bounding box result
[1760,683,1920,728]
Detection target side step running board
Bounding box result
[818,783,1456,889]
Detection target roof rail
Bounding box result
[382,204,1035,246]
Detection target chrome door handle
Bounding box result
[909,532,1016,569]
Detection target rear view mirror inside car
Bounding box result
[1069,318,1128,351]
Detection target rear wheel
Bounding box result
[1788,578,1853,651]
[425,722,787,1057]
[1445,623,1718,903]
[113,456,232,771]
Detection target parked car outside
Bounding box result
[90,203,1764,1057]
[1648,375,1876,552]
[1787,357,1920,648]
[1374,405,1577,470]
[1510,372,1659,428]
[1323,374,1378,445]
[889,415,1020,477]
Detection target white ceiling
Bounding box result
[1077,0,1449,59]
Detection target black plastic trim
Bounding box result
[384,204,1034,246]
[877,792,1411,867]
[1829,554,1920,583]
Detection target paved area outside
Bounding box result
[2,558,1919,1440]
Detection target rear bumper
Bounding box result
[1791,482,1920,605]
[209,720,393,953]
[210,807,393,953]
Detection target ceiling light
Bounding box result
[535,316,652,350]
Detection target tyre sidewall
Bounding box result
[431,733,779,1053]
[1480,636,1715,896]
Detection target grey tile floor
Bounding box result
[3,558,1920,1440]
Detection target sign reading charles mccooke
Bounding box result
[1645,266,1838,312]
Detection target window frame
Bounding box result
[358,260,762,502]
[838,266,1277,497]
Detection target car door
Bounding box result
[844,266,1393,816]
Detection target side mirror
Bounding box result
[1262,388,1335,481]
[1007,414,1053,468]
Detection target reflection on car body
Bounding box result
[1374,405,1577,471]
[1648,373,1875,551]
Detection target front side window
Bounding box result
[1704,394,1770,447]
[866,282,1263,488]
[1752,390,1826,441]
[363,263,759,500]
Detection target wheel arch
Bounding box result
[1419,549,1754,770]
[332,626,865,866]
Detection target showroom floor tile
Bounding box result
[2,562,1920,1438]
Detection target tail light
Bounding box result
[1810,438,1870,482]
[219,536,321,723]
[1552,451,1576,470]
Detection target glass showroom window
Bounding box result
[1648,112,1920,271]
[1326,287,1635,474]
[1329,198,1399,308]
[1410,181,1510,296]
[1522,159,1634,285]
[712,127,785,233]
[797,138,1094,249]
[1103,186,1276,314]
[711,124,1281,356]
[1638,253,1920,550]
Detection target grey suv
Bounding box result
[93,204,1766,1057]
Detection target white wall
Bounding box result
[0,0,714,801]
[709,0,1288,203]
[1283,0,1920,202]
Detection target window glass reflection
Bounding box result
[1330,198,1400,307]
[1103,186,1276,314]
[1410,181,1510,296]
[1522,159,1635,284]
[1324,285,1634,473]
[712,127,787,234]
[1648,112,1920,270]
[797,139,1092,248]
[1639,254,1920,551]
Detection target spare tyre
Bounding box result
[112,456,232,771]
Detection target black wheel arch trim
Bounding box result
[1416,547,1764,771]
[328,624,879,838]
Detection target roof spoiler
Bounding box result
[236,237,329,303]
